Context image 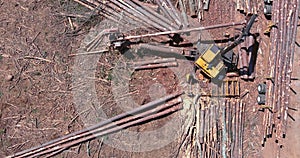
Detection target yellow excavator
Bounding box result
[194,14,257,81]
[110,14,257,82]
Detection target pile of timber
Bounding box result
[236,0,258,14]
[8,93,183,158]
[264,0,299,149]
[197,98,245,158]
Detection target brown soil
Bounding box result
[0,0,98,156]
[0,0,298,158]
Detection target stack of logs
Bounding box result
[9,93,183,157]
[264,0,299,150]
[238,35,258,80]
[236,0,258,14]
[73,0,184,32]
[130,58,178,70]
[73,0,213,24]
[198,98,245,158]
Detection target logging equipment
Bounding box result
[109,14,257,82]
[194,14,257,81]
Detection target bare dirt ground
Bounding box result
[0,0,87,156]
[0,0,299,158]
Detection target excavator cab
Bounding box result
[194,14,257,81]
[195,44,226,79]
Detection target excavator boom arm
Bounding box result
[220,14,257,55]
